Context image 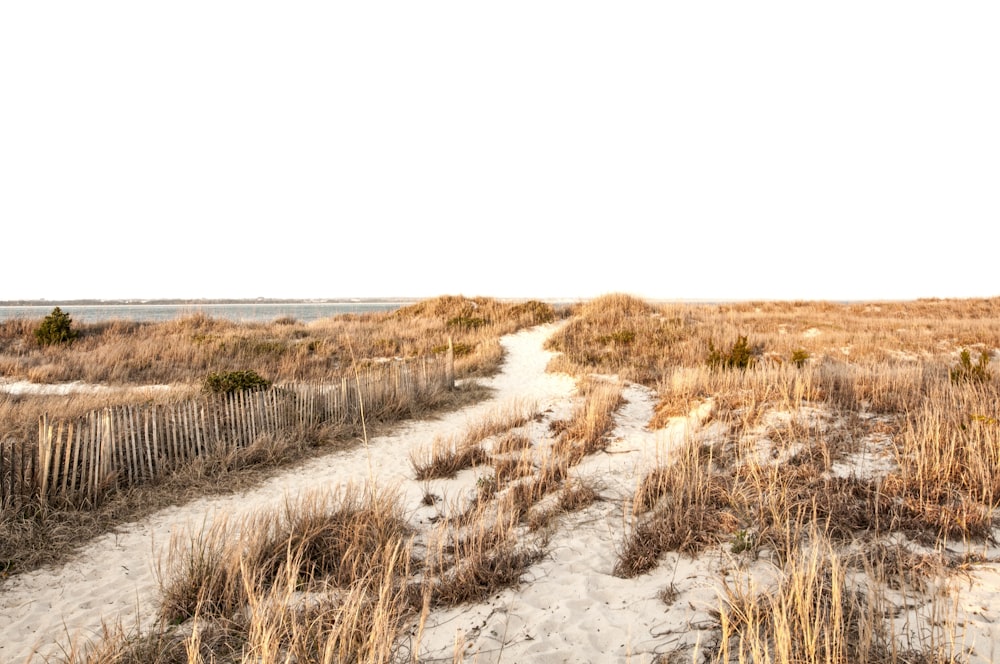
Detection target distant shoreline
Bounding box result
[1,295,983,308]
[0,298,417,307]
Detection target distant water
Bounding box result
[0,302,416,324]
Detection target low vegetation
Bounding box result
[7,293,1000,662]
[34,306,79,346]
[409,401,537,480]
[45,351,627,662]
[0,295,556,387]
[951,347,992,384]
[202,369,272,394]
[550,293,1000,661]
[706,334,757,370]
[0,296,551,577]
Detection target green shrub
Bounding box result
[950,349,992,384]
[203,370,272,394]
[791,348,810,368]
[598,330,636,345]
[447,315,488,330]
[34,307,79,346]
[432,342,474,357]
[707,335,756,370]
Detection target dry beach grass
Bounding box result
[0,297,555,577]
[3,294,1000,662]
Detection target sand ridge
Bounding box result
[5,322,1000,662]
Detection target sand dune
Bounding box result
[4,322,1000,663]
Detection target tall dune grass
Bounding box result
[710,527,961,664]
[0,296,549,577]
[554,294,998,661]
[17,293,1000,663]
[65,488,417,663]
[0,295,556,387]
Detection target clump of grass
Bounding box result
[524,476,600,532]
[615,441,735,578]
[475,473,498,502]
[710,529,959,664]
[492,451,537,488]
[551,378,625,464]
[492,431,534,455]
[418,500,543,608]
[53,618,192,664]
[157,485,411,624]
[632,464,676,514]
[557,477,600,512]
[62,485,417,664]
[447,448,570,531]
[881,382,1000,541]
[410,402,537,480]
[501,475,558,522]
[410,434,490,481]
[65,472,552,663]
[463,400,537,444]
[950,348,992,384]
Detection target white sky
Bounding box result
[2,2,998,302]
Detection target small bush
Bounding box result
[476,474,498,500]
[432,341,474,357]
[447,315,488,330]
[730,528,757,554]
[203,370,272,394]
[34,307,78,346]
[791,348,810,367]
[511,300,556,324]
[950,348,992,384]
[598,329,636,345]
[707,335,756,370]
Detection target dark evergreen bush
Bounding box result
[34,307,79,346]
[707,335,756,370]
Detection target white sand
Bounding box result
[3,323,1000,663]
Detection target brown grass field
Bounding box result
[4,293,1000,662]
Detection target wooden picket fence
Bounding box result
[1,354,453,508]
[0,436,35,508]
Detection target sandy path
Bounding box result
[411,383,717,663]
[0,324,579,663]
